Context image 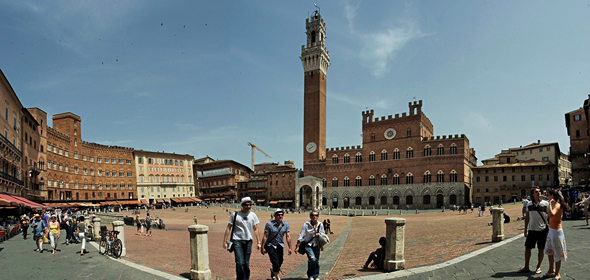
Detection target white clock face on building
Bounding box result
[306,142,317,153]
[384,128,397,140]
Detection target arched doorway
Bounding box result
[332,197,338,208]
[380,196,387,205]
[343,197,350,208]
[437,194,444,208]
[299,185,313,208]
[450,194,457,205]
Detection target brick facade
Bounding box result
[565,96,590,186]
[195,159,252,203]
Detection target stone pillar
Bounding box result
[415,209,419,214]
[112,220,126,256]
[491,208,504,242]
[189,225,212,280]
[399,210,402,215]
[442,207,445,212]
[387,210,390,215]
[384,218,406,271]
[93,217,102,242]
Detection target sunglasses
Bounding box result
[311,214,319,217]
[275,213,284,216]
[243,204,252,207]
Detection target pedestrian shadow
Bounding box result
[491,271,538,279]
[473,241,495,246]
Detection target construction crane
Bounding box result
[248,142,271,170]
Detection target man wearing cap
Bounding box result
[261,209,292,280]
[223,197,261,280]
[30,214,46,253]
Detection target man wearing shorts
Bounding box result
[145,213,153,236]
[518,187,549,274]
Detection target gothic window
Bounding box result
[332,177,338,187]
[424,145,431,156]
[332,154,339,164]
[393,149,400,160]
[406,173,414,184]
[393,174,400,185]
[322,179,327,188]
[355,152,362,163]
[437,170,444,182]
[369,151,376,162]
[450,144,458,155]
[406,147,413,159]
[381,174,387,185]
[355,176,362,186]
[343,176,350,187]
[381,150,388,161]
[437,144,444,155]
[424,171,431,183]
[369,175,375,186]
[450,170,458,182]
[344,154,350,164]
[407,129,412,137]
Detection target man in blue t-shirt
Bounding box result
[261,209,292,280]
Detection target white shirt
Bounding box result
[525,200,549,231]
[298,221,325,247]
[228,211,259,241]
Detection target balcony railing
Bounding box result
[0,133,22,157]
[0,171,23,186]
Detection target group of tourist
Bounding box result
[518,187,571,280]
[223,197,329,280]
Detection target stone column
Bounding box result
[112,220,126,257]
[189,225,212,280]
[384,218,406,271]
[491,208,504,242]
[93,217,102,242]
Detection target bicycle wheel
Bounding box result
[99,239,108,255]
[111,239,123,258]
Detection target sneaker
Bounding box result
[35,249,40,252]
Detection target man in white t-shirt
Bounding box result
[518,187,549,274]
[223,197,261,280]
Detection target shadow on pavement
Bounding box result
[473,241,495,246]
[491,271,537,279]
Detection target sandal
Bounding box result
[535,268,542,274]
[541,272,555,278]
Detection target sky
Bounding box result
[1,1,589,169]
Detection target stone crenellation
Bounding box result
[422,134,466,141]
[363,100,424,125]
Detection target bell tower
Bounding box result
[301,10,330,163]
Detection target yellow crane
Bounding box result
[247,142,271,170]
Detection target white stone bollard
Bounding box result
[93,217,101,242]
[112,220,126,257]
[384,218,406,271]
[492,208,504,242]
[189,225,212,280]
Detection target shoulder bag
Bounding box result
[535,204,549,234]
[227,212,237,252]
[264,222,283,248]
[297,222,315,255]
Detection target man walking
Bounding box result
[518,187,549,274]
[30,214,45,253]
[223,197,261,280]
[145,213,153,236]
[261,209,292,280]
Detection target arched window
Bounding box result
[450,170,458,182]
[424,145,431,156]
[450,144,458,155]
[344,153,350,164]
[393,173,400,185]
[437,144,444,155]
[332,154,339,164]
[369,151,376,162]
[437,170,444,182]
[406,195,414,205]
[355,152,362,163]
[393,196,400,205]
[369,196,375,205]
[322,178,327,188]
[424,171,431,183]
[369,175,376,186]
[332,177,338,187]
[406,173,414,184]
[406,147,413,159]
[355,176,362,186]
[423,195,431,205]
[381,149,388,161]
[343,176,350,187]
[355,196,362,206]
[381,174,388,185]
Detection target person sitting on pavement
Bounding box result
[362,237,386,270]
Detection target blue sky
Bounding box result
[1,1,588,168]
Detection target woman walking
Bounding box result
[544,190,570,280]
[295,211,325,280]
[76,216,89,255]
[48,215,60,254]
[135,214,142,235]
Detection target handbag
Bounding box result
[297,240,308,255]
[227,212,237,253]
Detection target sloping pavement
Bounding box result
[352,219,590,280]
[0,229,182,280]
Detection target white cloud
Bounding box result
[330,92,390,109]
[343,2,428,77]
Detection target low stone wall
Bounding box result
[93,213,125,228]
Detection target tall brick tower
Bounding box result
[301,10,330,163]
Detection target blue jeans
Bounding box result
[305,245,320,278]
[233,240,252,280]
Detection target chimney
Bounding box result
[538,140,540,144]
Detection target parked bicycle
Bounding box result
[99,229,122,258]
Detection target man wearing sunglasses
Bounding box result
[518,187,549,274]
[223,197,261,280]
[261,209,292,280]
